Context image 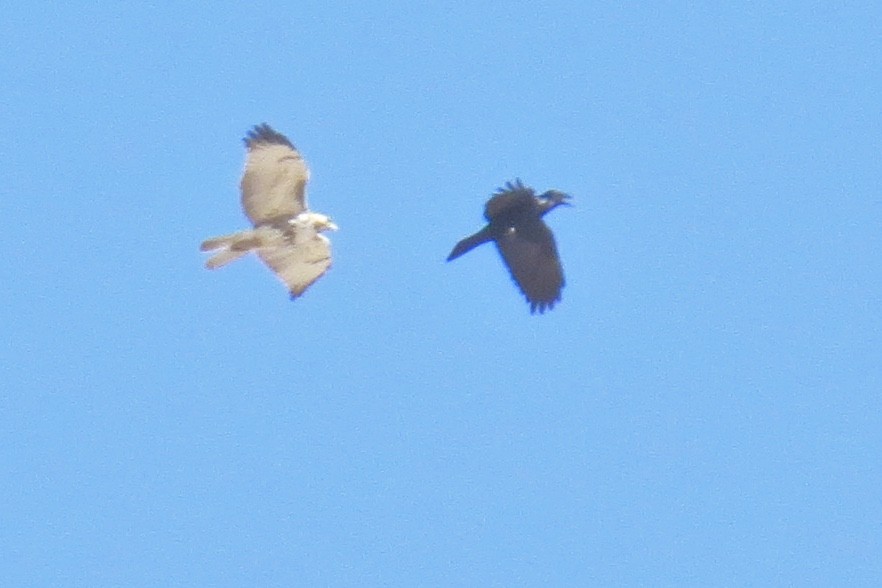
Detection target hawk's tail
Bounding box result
[200,230,262,269]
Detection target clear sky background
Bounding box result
[2,2,880,586]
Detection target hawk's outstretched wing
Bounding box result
[256,233,333,299]
[494,220,564,314]
[240,123,310,226]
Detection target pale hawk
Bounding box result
[201,124,337,299]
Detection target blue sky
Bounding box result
[2,2,881,585]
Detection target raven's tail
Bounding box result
[446,226,493,261]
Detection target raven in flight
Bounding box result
[447,179,571,314]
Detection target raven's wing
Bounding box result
[257,233,332,299]
[494,219,564,313]
[483,179,536,222]
[240,123,310,226]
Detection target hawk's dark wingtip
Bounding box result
[243,123,295,150]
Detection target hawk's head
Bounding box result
[297,212,338,233]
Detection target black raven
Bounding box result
[447,179,571,314]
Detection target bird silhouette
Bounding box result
[447,179,571,314]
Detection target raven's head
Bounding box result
[538,190,572,214]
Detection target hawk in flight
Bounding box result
[201,124,337,299]
[447,179,571,314]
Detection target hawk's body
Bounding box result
[447,179,571,314]
[201,124,337,299]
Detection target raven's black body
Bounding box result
[447,179,571,314]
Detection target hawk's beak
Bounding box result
[326,221,339,231]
